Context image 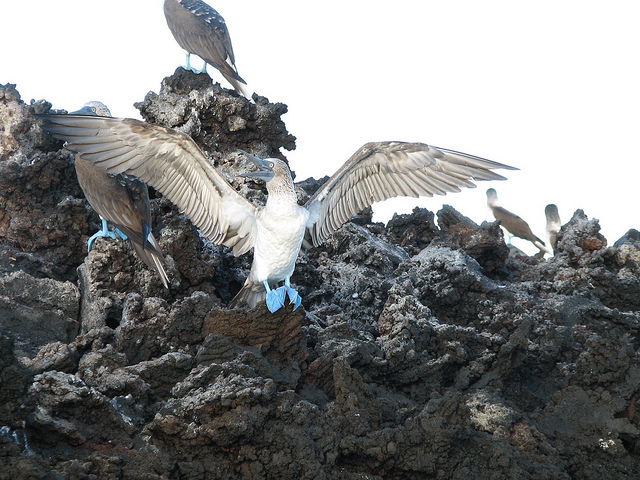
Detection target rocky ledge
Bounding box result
[1,71,639,479]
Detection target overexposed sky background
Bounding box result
[2,1,639,255]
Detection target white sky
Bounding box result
[2,1,639,255]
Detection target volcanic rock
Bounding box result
[1,75,639,479]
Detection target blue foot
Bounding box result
[274,286,287,304]
[87,219,117,252]
[263,281,285,313]
[183,53,198,73]
[183,54,207,74]
[196,62,208,74]
[114,228,128,241]
[284,278,302,310]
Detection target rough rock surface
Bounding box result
[1,73,640,479]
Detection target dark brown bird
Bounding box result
[545,204,561,253]
[163,0,251,99]
[38,112,517,311]
[71,102,169,289]
[486,188,551,255]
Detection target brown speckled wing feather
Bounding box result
[41,114,258,256]
[163,0,249,97]
[304,141,516,246]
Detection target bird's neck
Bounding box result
[265,176,298,210]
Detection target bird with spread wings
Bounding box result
[38,113,516,312]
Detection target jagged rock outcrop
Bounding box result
[1,74,639,479]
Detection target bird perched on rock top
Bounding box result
[37,113,517,312]
[163,0,251,99]
[545,204,561,254]
[68,102,169,289]
[486,188,551,255]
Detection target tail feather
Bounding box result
[229,279,265,309]
[533,239,552,255]
[130,233,169,289]
[222,72,253,102]
[532,234,546,246]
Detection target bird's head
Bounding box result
[70,101,112,117]
[486,188,498,206]
[237,149,278,183]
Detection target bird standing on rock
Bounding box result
[38,113,516,312]
[163,0,252,99]
[545,204,561,253]
[486,188,551,255]
[68,102,169,289]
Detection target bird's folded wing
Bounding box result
[75,158,154,249]
[106,173,155,248]
[304,141,517,247]
[40,115,257,256]
[165,0,245,84]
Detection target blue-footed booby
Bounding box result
[545,204,561,253]
[486,188,551,255]
[163,0,251,99]
[37,113,516,312]
[69,102,169,289]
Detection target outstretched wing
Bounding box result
[304,141,517,246]
[39,114,258,256]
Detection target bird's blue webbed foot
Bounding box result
[114,228,128,241]
[196,62,208,74]
[284,277,302,310]
[183,54,208,74]
[263,280,285,313]
[183,53,199,73]
[87,219,117,252]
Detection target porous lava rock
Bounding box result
[1,74,639,479]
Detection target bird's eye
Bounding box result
[91,108,96,112]
[269,163,274,168]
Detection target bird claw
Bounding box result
[265,287,286,313]
[285,286,302,310]
[87,219,117,252]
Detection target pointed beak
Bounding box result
[69,106,98,116]
[237,149,275,182]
